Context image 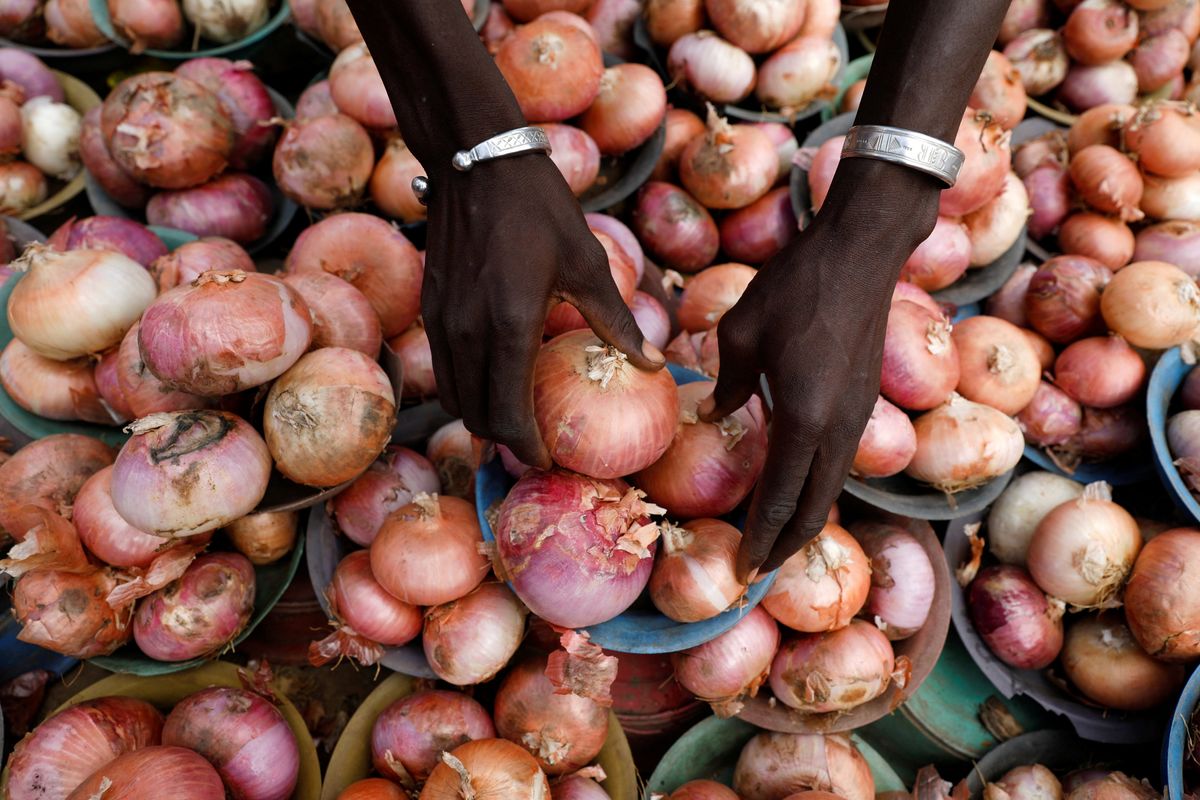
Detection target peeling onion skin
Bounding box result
[272,113,375,211]
[1124,528,1200,661]
[13,567,133,657]
[649,518,745,623]
[420,739,551,800]
[0,434,114,537]
[733,733,874,800]
[761,523,872,633]
[370,690,496,783]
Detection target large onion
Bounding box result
[951,315,1042,415]
[879,300,960,411]
[64,747,224,800]
[1100,260,1200,349]
[671,605,779,716]
[762,523,871,633]
[667,31,757,104]
[370,691,495,784]
[420,740,550,800]
[733,733,874,800]
[631,181,719,273]
[173,57,276,170]
[272,113,375,210]
[680,108,777,210]
[768,619,901,713]
[1124,528,1200,660]
[495,17,603,123]
[423,582,527,686]
[905,395,1024,492]
[1061,612,1186,709]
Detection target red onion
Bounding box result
[545,231,637,336]
[1141,0,1200,39]
[1018,381,1083,447]
[1059,60,1139,111]
[644,0,704,47]
[0,433,114,536]
[1068,402,1146,461]
[586,0,639,58]
[853,522,935,640]
[680,109,777,210]
[762,524,872,633]
[282,271,381,357]
[652,107,706,182]
[586,212,644,282]
[1061,611,1186,709]
[1133,221,1200,278]
[5,697,163,800]
[0,0,43,41]
[1064,0,1139,64]
[969,50,1028,130]
[756,36,842,112]
[705,0,804,53]
[286,212,422,337]
[1125,528,1200,660]
[907,394,1025,492]
[496,469,659,628]
[164,687,299,800]
[79,107,149,209]
[667,31,757,104]
[108,0,185,51]
[999,0,1050,44]
[370,136,426,221]
[648,518,745,622]
[13,567,132,657]
[968,564,1064,668]
[423,582,527,686]
[328,42,395,130]
[1004,29,1069,96]
[554,775,610,800]
[879,300,960,411]
[629,291,671,351]
[316,0,360,50]
[272,113,375,209]
[1057,213,1133,271]
[852,395,917,479]
[174,58,277,170]
[900,215,970,291]
[147,173,274,244]
[1014,131,1065,178]
[0,339,114,423]
[370,690,495,784]
[632,181,719,272]
[115,322,211,418]
[538,123,600,196]
[769,619,901,713]
[49,215,167,267]
[985,263,1036,327]
[1130,30,1189,93]
[152,236,254,292]
[74,466,176,568]
[677,262,755,332]
[940,109,1011,217]
[496,17,603,123]
[309,549,421,667]
[101,72,234,189]
[389,325,437,399]
[96,347,133,423]
[0,161,46,214]
[64,747,224,800]
[671,605,778,715]
[0,49,61,101]
[1025,255,1112,344]
[294,79,337,122]
[719,186,797,264]
[0,90,21,161]
[1054,335,1144,409]
[952,315,1042,415]
[1101,260,1200,348]
[733,733,874,800]
[329,446,438,548]
[133,552,255,661]
[427,419,488,499]
[580,64,666,155]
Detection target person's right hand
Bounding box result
[421,153,665,468]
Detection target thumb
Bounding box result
[572,267,665,372]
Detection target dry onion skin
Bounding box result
[761,523,871,633]
[418,739,551,800]
[732,733,874,800]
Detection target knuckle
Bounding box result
[755,501,797,533]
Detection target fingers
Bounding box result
[759,438,854,574]
[699,318,760,423]
[421,276,461,419]
[568,249,665,371]
[487,311,552,469]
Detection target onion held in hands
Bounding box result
[968,564,1064,669]
[649,519,745,622]
[272,113,375,210]
[1124,528,1200,660]
[905,395,1024,493]
[762,523,871,633]
[423,582,527,686]
[671,605,779,716]
[768,620,903,713]
[680,108,777,210]
[371,690,495,784]
[1061,612,1185,710]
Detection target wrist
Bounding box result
[818,157,941,252]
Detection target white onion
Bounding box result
[987,471,1085,567]
[182,0,270,43]
[963,171,1029,266]
[20,97,81,181]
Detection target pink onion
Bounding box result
[0,0,44,42]
[756,36,842,111]
[629,291,671,351]
[146,173,274,244]
[64,747,224,800]
[999,0,1050,45]
[586,0,639,58]
[389,325,437,399]
[985,263,1036,327]
[762,524,872,633]
[75,466,182,568]
[1054,336,1145,408]
[173,58,277,170]
[672,604,779,716]
[294,79,337,122]
[853,522,935,640]
[328,42,396,129]
[941,110,1011,217]
[1059,60,1138,111]
[667,31,757,104]
[115,321,212,418]
[108,0,185,51]
[48,216,167,267]
[705,0,804,53]
[963,171,1028,266]
[1004,29,1069,96]
[316,0,359,49]
[1064,0,1139,65]
[677,262,755,332]
[1134,221,1200,278]
[899,215,970,291]
[370,136,426,222]
[0,339,115,423]
[272,113,375,210]
[580,63,667,155]
[719,187,797,264]
[423,582,527,686]
[852,395,917,479]
[1057,213,1133,271]
[632,181,719,273]
[649,518,745,622]
[1130,30,1190,93]
[311,546,420,663]
[329,446,440,547]
[541,123,600,196]
[1025,255,1112,344]
[79,106,149,209]
[906,395,1025,492]
[969,50,1028,129]
[968,564,1064,668]
[0,49,62,102]
[952,315,1042,415]
[680,109,777,210]
[586,212,644,282]
[282,271,382,357]
[733,733,874,800]
[152,236,254,292]
[892,281,942,315]
[496,17,603,123]
[879,300,960,411]
[95,346,132,423]
[651,107,706,182]
[1018,381,1083,447]
[769,619,900,713]
[370,691,495,784]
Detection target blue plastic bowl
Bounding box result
[474,363,777,654]
[1164,665,1200,796]
[1148,347,1200,524]
[89,0,290,60]
[1022,444,1154,488]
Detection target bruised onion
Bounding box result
[0,433,114,536]
[969,564,1064,668]
[423,582,527,686]
[13,567,132,657]
[906,395,1024,492]
[671,605,779,716]
[768,620,902,713]
[667,31,757,104]
[762,524,871,633]
[371,690,495,784]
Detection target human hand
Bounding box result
[701,157,941,580]
[422,154,664,468]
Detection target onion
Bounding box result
[282,272,381,357]
[0,161,46,214]
[952,315,1042,415]
[0,433,114,536]
[756,36,841,112]
[1069,145,1143,221]
[586,212,645,282]
[762,524,871,633]
[12,567,132,657]
[1130,30,1189,93]
[1027,481,1141,607]
[0,50,61,102]
[0,90,24,162]
[1133,221,1200,278]
[853,522,935,640]
[985,263,1036,327]
[286,212,422,337]
[629,291,671,351]
[1054,336,1144,408]
[586,0,639,58]
[999,0,1049,44]
[993,766,1062,800]
[79,106,150,210]
[718,187,797,265]
[677,262,755,332]
[1014,131,1065,178]
[553,775,610,800]
[328,43,395,130]
[1063,0,1139,64]
[75,465,182,568]
[173,58,276,170]
[224,510,296,565]
[5,697,163,800]
[1059,60,1139,112]
[49,215,168,267]
[423,582,527,686]
[0,339,113,423]
[0,0,43,41]
[294,80,337,122]
[18,96,79,180]
[705,0,804,53]
[667,31,757,104]
[1068,104,1136,154]
[1065,775,1160,800]
[636,380,767,517]
[769,620,900,713]
[496,17,603,123]
[852,395,917,479]
[1018,381,1083,447]
[502,0,590,20]
[1171,411,1200,492]
[1101,260,1200,348]
[115,321,210,418]
[389,325,436,398]
[969,50,1028,130]
[1123,528,1200,659]
[1123,102,1200,179]
[369,493,487,606]
[1004,29,1069,96]
[309,550,421,666]
[153,237,253,292]
[968,564,1064,668]
[631,181,719,272]
[1057,213,1133,271]
[733,733,874,800]
[337,779,407,800]
[667,782,741,800]
[680,109,776,210]
[900,215,970,291]
[427,419,488,499]
[371,691,495,784]
[272,113,375,209]
[96,346,132,423]
[648,519,745,622]
[65,747,224,800]
[370,136,426,221]
[420,739,551,800]
[101,72,234,189]
[107,0,185,51]
[1141,170,1200,221]
[494,655,608,775]
[538,123,600,196]
[652,107,706,182]
[1025,255,1112,344]
[963,172,1028,267]
[8,245,156,361]
[939,110,1010,217]
[147,173,274,244]
[1070,402,1146,460]
[671,605,779,715]
[580,64,666,156]
[890,284,941,316]
[495,469,660,628]
[546,231,638,336]
[906,394,1024,492]
[645,0,704,47]
[316,0,360,50]
[879,300,960,411]
[1141,0,1200,39]
[44,0,104,43]
[133,552,255,661]
[1061,611,1186,709]
[181,0,269,43]
[163,687,298,800]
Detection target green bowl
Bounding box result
[89,0,290,60]
[822,53,873,122]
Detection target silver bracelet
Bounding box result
[841,124,965,187]
[410,125,552,205]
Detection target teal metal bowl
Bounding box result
[821,52,872,122]
[1148,347,1200,524]
[89,0,290,60]
[1165,665,1200,798]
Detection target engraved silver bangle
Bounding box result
[841,124,965,188]
[410,126,553,205]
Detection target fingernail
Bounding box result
[642,340,665,364]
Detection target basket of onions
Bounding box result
[0,660,321,800]
[1149,347,1200,523]
[0,0,118,59]
[644,714,908,799]
[87,0,290,59]
[320,668,637,800]
[84,61,297,254]
[964,730,1140,800]
[946,473,1191,743]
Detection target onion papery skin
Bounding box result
[111,410,271,538]
[632,181,719,273]
[762,524,871,633]
[719,186,797,264]
[649,519,745,623]
[419,739,550,800]
[879,300,960,412]
[580,63,667,155]
[286,212,422,338]
[116,322,213,418]
[733,733,874,800]
[1054,336,1145,408]
[680,111,777,210]
[329,42,396,130]
[133,552,255,661]
[272,113,375,210]
[494,655,608,775]
[671,604,779,715]
[941,110,1011,217]
[369,493,488,606]
[1124,528,1200,660]
[152,237,255,292]
[1027,484,1141,608]
[951,315,1042,416]
[0,339,113,424]
[968,564,1064,669]
[1061,612,1185,710]
[371,136,427,221]
[282,271,382,358]
[139,271,312,396]
[76,466,178,569]
[163,688,299,800]
[423,582,527,686]
[1017,381,1083,447]
[7,697,164,800]
[853,522,935,640]
[1134,221,1200,278]
[100,72,234,189]
[1057,213,1133,271]
[496,469,659,629]
[390,325,437,399]
[533,329,678,478]
[969,50,1028,130]
[64,746,224,800]
[852,395,917,479]
[756,36,842,112]
[0,161,47,214]
[371,690,496,784]
[1004,28,1069,96]
[705,0,804,53]
[496,17,603,123]
[1063,0,1139,65]
[324,550,422,653]
[1059,60,1138,112]
[8,245,157,361]
[79,106,150,210]
[0,433,114,537]
[666,31,757,104]
[48,216,168,268]
[13,567,132,657]
[905,395,1025,493]
[1069,145,1143,221]
[768,619,898,713]
[173,58,277,170]
[427,420,488,500]
[635,380,767,518]
[899,216,970,292]
[678,263,755,334]
[107,0,185,52]
[146,173,274,245]
[1025,255,1112,344]
[1100,260,1200,349]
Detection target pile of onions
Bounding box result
[649,519,745,622]
[495,17,603,123]
[968,564,1064,669]
[987,471,1084,567]
[853,522,935,640]
[1054,336,1145,408]
[421,740,550,800]
[951,315,1042,415]
[310,549,421,666]
[1057,213,1134,270]
[756,36,842,112]
[580,63,667,155]
[680,109,777,210]
[672,605,780,716]
[146,173,275,245]
[900,216,971,291]
[733,733,874,800]
[1060,612,1186,710]
[272,113,375,210]
[281,271,382,357]
[1025,256,1112,344]
[495,469,660,628]
[422,581,527,685]
[1026,482,1141,608]
[1124,528,1200,660]
[164,687,299,800]
[880,300,960,411]
[370,136,426,221]
[111,410,271,537]
[1003,29,1068,96]
[13,566,132,657]
[905,395,1024,493]
[768,620,901,713]
[667,32,757,104]
[133,552,255,661]
[1018,381,1082,447]
[677,262,755,332]
[173,57,276,170]
[0,433,113,535]
[369,493,488,606]
[1069,145,1143,221]
[852,395,917,479]
[371,690,495,783]
[224,510,296,565]
[0,339,113,423]
[1100,260,1200,349]
[941,109,1010,217]
[330,447,440,547]
[761,523,871,632]
[632,181,719,272]
[494,656,608,775]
